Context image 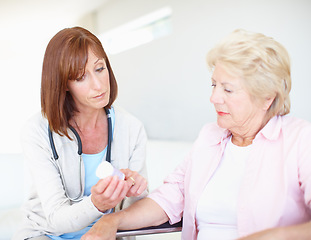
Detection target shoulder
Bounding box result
[260,115,311,141]
[113,105,144,129]
[281,115,311,135]
[22,112,49,138]
[281,115,311,127]
[112,105,147,143]
[20,112,52,156]
[281,116,311,147]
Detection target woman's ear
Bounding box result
[263,97,275,111]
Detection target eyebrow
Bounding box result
[94,58,100,64]
[211,78,235,86]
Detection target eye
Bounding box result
[96,67,105,72]
[76,74,86,81]
[224,88,232,93]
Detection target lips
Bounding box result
[217,111,229,116]
[94,92,105,99]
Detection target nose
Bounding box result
[210,86,224,105]
[90,73,102,90]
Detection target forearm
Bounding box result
[281,221,311,240]
[82,197,169,239]
[239,221,311,240]
[118,197,169,229]
[96,197,168,232]
[48,197,102,232]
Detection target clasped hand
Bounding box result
[91,169,147,212]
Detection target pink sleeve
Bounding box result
[298,123,311,208]
[148,153,191,224]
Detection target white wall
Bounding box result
[1,0,311,153]
[95,0,311,141]
[0,0,105,154]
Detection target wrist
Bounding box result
[90,194,110,213]
[275,227,287,240]
[101,211,124,230]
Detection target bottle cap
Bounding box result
[96,161,125,180]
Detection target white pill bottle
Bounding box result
[96,161,125,180]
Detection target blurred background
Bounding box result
[0,0,311,154]
[0,0,311,239]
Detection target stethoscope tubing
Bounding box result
[48,108,112,202]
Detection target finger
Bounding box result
[126,177,139,196]
[126,170,138,184]
[92,176,113,195]
[120,168,132,178]
[102,176,121,197]
[127,178,147,197]
[109,180,128,202]
[123,176,136,194]
[91,178,125,212]
[94,176,120,202]
[118,180,131,198]
[119,171,148,196]
[129,176,136,186]
[136,178,148,195]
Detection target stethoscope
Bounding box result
[48,108,112,202]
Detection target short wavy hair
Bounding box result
[206,29,291,120]
[41,27,118,138]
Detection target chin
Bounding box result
[99,99,110,108]
[217,119,228,129]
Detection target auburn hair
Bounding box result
[41,26,118,138]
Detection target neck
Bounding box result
[231,116,270,147]
[70,108,106,132]
[231,135,255,147]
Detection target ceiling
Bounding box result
[0,0,111,60]
[0,0,109,31]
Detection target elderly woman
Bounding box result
[82,29,311,240]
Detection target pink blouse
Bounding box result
[148,115,311,240]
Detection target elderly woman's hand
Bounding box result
[237,221,311,240]
[120,169,148,197]
[237,228,284,240]
[81,214,119,240]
